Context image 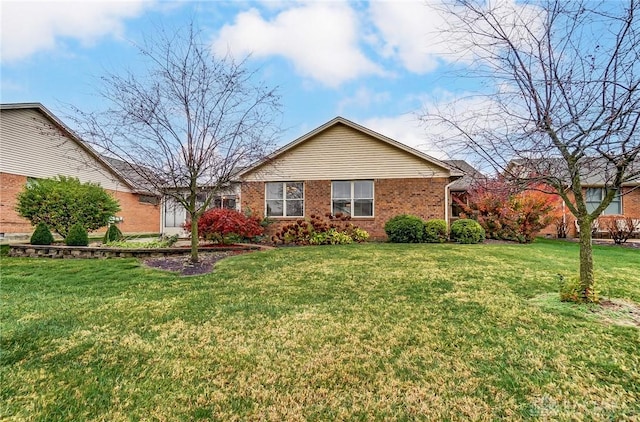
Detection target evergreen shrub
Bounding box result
[424,219,448,243]
[450,219,485,244]
[103,223,123,243]
[384,215,426,243]
[65,223,89,246]
[30,222,54,245]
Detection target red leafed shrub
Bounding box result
[184,208,264,243]
[271,213,369,245]
[457,179,561,243]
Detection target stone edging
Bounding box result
[8,244,263,259]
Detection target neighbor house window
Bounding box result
[586,188,621,215]
[266,182,304,217]
[138,194,159,205]
[213,195,237,210]
[332,180,374,217]
[164,197,185,228]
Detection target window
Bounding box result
[266,182,304,217]
[164,197,185,228]
[451,192,467,218]
[213,195,237,210]
[586,188,621,215]
[138,194,159,205]
[332,180,373,217]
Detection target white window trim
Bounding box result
[331,180,375,218]
[265,182,305,218]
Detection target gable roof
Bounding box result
[507,157,640,187]
[0,102,150,193]
[443,160,485,191]
[238,116,463,178]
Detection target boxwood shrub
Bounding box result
[65,223,89,246]
[384,215,426,243]
[450,219,485,244]
[424,219,448,243]
[30,222,54,245]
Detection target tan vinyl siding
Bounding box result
[243,123,449,181]
[0,108,130,192]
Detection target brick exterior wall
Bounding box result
[0,172,160,237]
[539,186,640,238]
[241,178,450,240]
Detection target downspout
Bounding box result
[444,179,457,227]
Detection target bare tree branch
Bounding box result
[69,22,282,262]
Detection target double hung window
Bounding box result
[332,180,373,217]
[266,182,304,217]
[586,188,621,215]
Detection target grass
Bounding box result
[1,239,639,420]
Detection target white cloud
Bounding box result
[368,0,545,74]
[361,113,448,159]
[212,3,383,87]
[337,87,390,114]
[368,0,459,74]
[0,0,151,63]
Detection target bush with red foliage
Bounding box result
[184,208,264,244]
[456,179,561,243]
[272,213,369,245]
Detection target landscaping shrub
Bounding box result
[450,219,485,244]
[424,219,448,243]
[103,223,123,243]
[457,179,560,243]
[273,213,368,245]
[184,208,263,244]
[30,222,54,245]
[558,274,598,303]
[65,223,89,246]
[601,216,635,245]
[384,215,426,243]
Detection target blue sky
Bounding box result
[1,0,508,159]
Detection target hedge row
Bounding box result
[384,215,485,244]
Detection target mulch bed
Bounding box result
[142,250,249,276]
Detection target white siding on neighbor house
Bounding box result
[243,123,449,181]
[0,108,131,192]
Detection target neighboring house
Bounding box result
[238,116,466,240]
[161,186,240,237]
[102,150,241,238]
[0,103,161,240]
[507,158,640,237]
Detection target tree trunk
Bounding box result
[578,219,596,303]
[190,215,199,263]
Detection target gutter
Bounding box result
[444,179,458,227]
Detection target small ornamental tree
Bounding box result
[30,222,54,245]
[16,176,120,237]
[184,208,264,244]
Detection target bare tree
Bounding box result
[71,23,281,263]
[423,0,640,302]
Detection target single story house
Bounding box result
[507,158,640,237]
[0,103,161,240]
[237,116,467,240]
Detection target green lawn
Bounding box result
[2,240,639,420]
